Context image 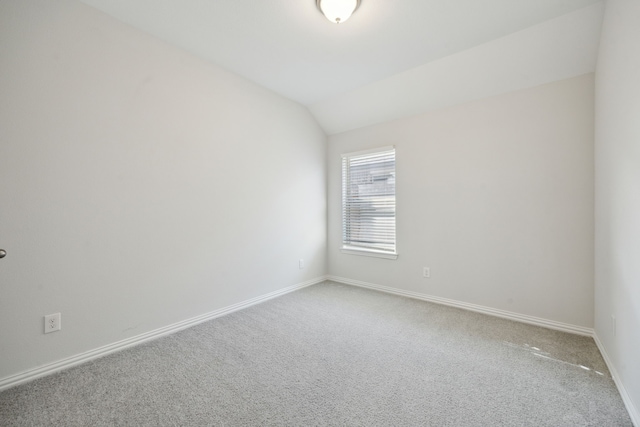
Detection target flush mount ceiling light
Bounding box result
[316,0,361,24]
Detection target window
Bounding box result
[341,146,397,259]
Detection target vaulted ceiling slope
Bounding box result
[79,0,604,135]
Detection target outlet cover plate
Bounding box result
[44,313,61,334]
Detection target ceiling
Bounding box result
[79,0,604,134]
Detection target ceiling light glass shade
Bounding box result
[317,0,360,24]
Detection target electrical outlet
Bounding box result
[299,259,304,269]
[44,313,61,334]
[423,267,430,278]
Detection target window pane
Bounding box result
[342,148,396,254]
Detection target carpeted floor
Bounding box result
[0,281,633,426]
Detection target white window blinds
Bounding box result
[342,147,396,257]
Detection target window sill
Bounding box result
[341,247,398,260]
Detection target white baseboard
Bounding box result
[593,333,640,427]
[327,275,594,336]
[0,276,327,392]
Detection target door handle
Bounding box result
[0,249,6,259]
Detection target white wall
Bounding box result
[594,0,640,421]
[0,0,326,380]
[328,74,595,328]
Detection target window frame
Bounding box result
[341,146,398,260]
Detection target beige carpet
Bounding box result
[0,281,632,426]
